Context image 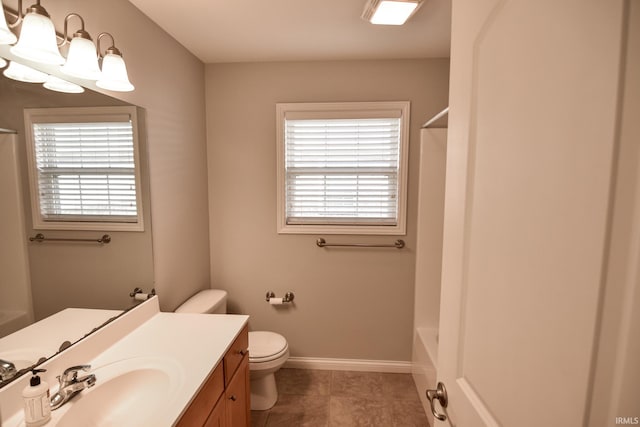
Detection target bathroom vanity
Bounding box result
[177,324,249,426]
[0,297,250,426]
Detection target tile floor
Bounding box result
[251,368,429,427]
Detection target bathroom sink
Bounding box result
[54,357,183,427]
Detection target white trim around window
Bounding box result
[24,106,144,232]
[276,101,410,235]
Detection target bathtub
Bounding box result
[412,326,439,426]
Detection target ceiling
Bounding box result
[127,0,451,63]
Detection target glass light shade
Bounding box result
[3,61,47,83]
[0,5,17,44]
[60,36,102,80]
[0,57,6,68]
[43,75,84,93]
[10,11,65,65]
[96,53,134,92]
[370,1,419,25]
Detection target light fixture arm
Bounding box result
[7,0,50,26]
[25,0,48,17]
[96,32,121,58]
[59,13,89,47]
[5,0,24,28]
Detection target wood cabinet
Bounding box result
[224,355,249,426]
[177,324,250,427]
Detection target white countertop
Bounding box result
[89,312,248,425]
[0,299,249,427]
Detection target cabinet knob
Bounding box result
[229,395,237,401]
[238,349,248,356]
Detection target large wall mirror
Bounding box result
[0,50,154,387]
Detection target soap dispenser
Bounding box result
[22,368,51,426]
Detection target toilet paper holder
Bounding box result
[265,291,295,303]
[130,287,156,301]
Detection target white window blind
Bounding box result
[285,117,401,225]
[24,107,143,231]
[32,120,137,222]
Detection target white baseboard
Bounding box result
[283,357,412,373]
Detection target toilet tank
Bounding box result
[175,289,227,314]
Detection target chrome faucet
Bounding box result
[0,359,17,381]
[50,365,96,410]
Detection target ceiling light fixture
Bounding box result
[0,0,135,92]
[361,0,424,26]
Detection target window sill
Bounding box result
[277,223,405,236]
[32,220,144,232]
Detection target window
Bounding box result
[24,106,144,231]
[276,101,410,235]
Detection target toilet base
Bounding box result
[250,372,278,410]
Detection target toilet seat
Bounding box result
[249,331,288,363]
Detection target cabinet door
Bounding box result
[177,363,224,426]
[225,355,250,427]
[204,396,225,427]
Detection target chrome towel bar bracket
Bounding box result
[316,238,405,249]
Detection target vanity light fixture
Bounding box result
[0,3,17,44]
[361,0,424,25]
[95,32,134,92]
[10,1,65,65]
[0,0,135,92]
[0,56,6,68]
[2,60,47,83]
[59,13,101,80]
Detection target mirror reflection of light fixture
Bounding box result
[10,1,65,65]
[96,32,134,92]
[361,0,424,25]
[0,3,17,44]
[3,60,47,83]
[43,74,84,93]
[59,13,101,80]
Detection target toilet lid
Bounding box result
[249,331,288,362]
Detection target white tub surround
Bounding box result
[0,298,249,427]
[0,133,34,338]
[411,127,447,422]
[0,310,30,341]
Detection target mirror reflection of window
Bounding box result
[24,106,144,231]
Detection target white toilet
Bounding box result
[175,289,289,410]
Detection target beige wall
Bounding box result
[205,59,449,360]
[2,0,210,313]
